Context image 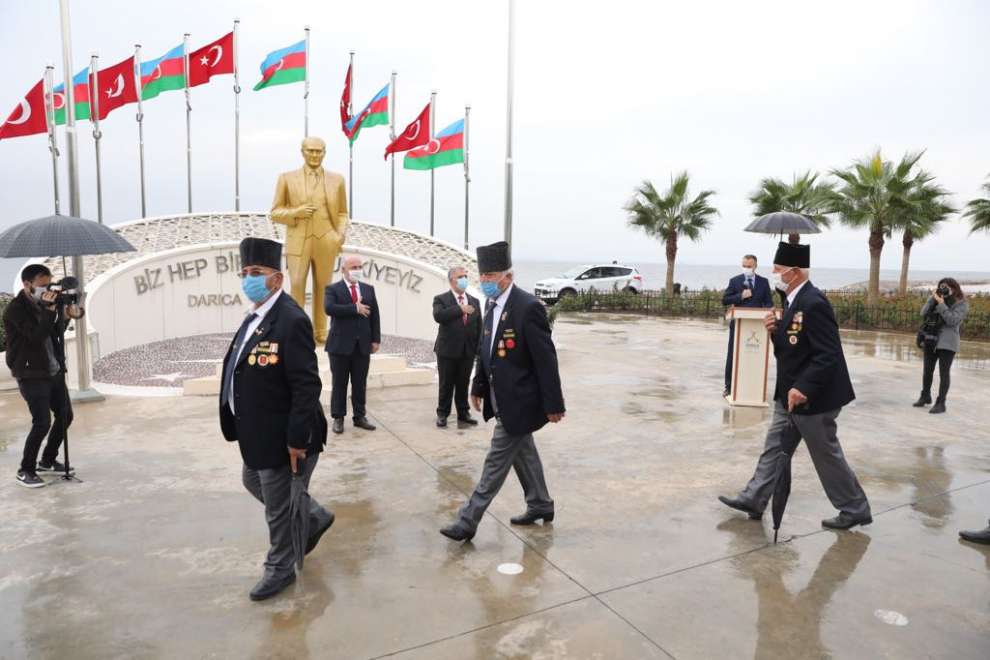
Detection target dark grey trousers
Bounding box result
[739,402,871,518]
[242,454,333,579]
[458,421,554,532]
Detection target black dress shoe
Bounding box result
[436,416,448,428]
[439,523,475,542]
[821,513,873,530]
[249,572,296,601]
[929,401,947,414]
[718,495,763,520]
[353,417,376,431]
[332,418,344,434]
[912,392,932,407]
[959,522,990,545]
[306,512,335,555]
[456,414,478,426]
[510,511,554,525]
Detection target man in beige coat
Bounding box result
[270,136,349,343]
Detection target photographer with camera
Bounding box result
[913,278,969,414]
[2,264,84,487]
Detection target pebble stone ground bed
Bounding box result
[0,315,988,659]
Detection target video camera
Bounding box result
[937,283,955,307]
[47,276,80,306]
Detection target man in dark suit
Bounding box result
[325,255,380,434]
[440,242,566,542]
[719,242,872,531]
[432,266,482,428]
[722,254,774,396]
[219,238,333,601]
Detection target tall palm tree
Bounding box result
[749,171,835,244]
[831,150,925,305]
[963,175,990,234]
[625,173,718,296]
[895,171,955,295]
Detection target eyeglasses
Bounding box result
[237,269,277,279]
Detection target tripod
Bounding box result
[53,303,82,484]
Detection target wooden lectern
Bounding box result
[725,306,780,407]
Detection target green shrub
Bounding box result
[0,293,11,353]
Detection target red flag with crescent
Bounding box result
[89,56,139,120]
[340,63,352,135]
[384,102,430,160]
[0,79,47,140]
[188,32,235,87]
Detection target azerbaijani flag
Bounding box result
[52,67,90,124]
[254,40,306,91]
[141,45,184,101]
[404,119,465,170]
[344,83,389,142]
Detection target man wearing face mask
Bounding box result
[4,264,85,488]
[432,266,482,428]
[219,238,332,601]
[721,254,774,396]
[324,255,381,434]
[440,242,565,542]
[718,242,872,531]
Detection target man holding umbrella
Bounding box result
[718,242,872,531]
[219,237,334,601]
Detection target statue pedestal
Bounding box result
[725,307,779,408]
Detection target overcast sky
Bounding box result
[1,0,989,280]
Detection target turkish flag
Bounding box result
[188,32,235,87]
[384,102,430,160]
[340,63,352,135]
[0,79,47,140]
[89,56,139,120]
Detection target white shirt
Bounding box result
[344,277,362,303]
[486,283,514,357]
[787,280,809,307]
[229,288,283,414]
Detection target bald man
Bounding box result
[271,136,350,343]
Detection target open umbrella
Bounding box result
[770,416,803,543]
[744,211,821,241]
[0,214,136,258]
[289,463,312,570]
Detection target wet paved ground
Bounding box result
[1,315,988,659]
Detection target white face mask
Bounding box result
[348,268,363,282]
[741,267,755,277]
[770,269,794,292]
[30,286,45,302]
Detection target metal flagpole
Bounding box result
[503,0,515,243]
[233,19,241,212]
[134,44,147,217]
[44,65,61,215]
[89,53,104,224]
[303,26,310,137]
[183,32,192,212]
[389,70,397,227]
[429,89,436,236]
[348,51,354,218]
[464,104,471,250]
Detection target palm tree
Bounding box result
[625,173,718,296]
[963,175,990,234]
[895,172,955,295]
[831,150,925,305]
[749,171,835,243]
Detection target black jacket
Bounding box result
[772,282,855,415]
[3,291,75,380]
[219,292,327,470]
[722,274,774,309]
[433,289,482,359]
[471,286,565,436]
[324,280,381,356]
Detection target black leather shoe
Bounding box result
[718,495,763,520]
[353,417,376,431]
[249,572,296,601]
[959,522,990,545]
[439,523,475,542]
[436,416,447,428]
[306,512,335,555]
[332,418,344,434]
[510,511,554,525]
[912,392,932,407]
[821,513,873,530]
[456,414,478,426]
[722,388,730,398]
[929,401,947,414]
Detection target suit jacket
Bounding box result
[471,286,565,436]
[722,274,774,309]
[219,292,327,470]
[772,282,855,415]
[433,290,482,359]
[270,167,349,257]
[324,279,381,356]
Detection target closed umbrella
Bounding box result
[770,415,803,543]
[289,462,312,570]
[744,211,821,241]
[0,214,136,258]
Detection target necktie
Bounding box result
[746,277,753,289]
[221,313,257,407]
[350,284,359,303]
[458,294,468,325]
[481,299,497,371]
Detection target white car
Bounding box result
[534,264,643,304]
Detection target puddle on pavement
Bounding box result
[839,331,989,370]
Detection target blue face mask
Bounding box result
[242,274,271,303]
[480,280,501,299]
[455,276,469,291]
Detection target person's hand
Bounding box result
[471,395,483,412]
[298,204,317,219]
[741,289,753,300]
[356,302,371,317]
[288,446,307,473]
[40,290,58,308]
[547,412,565,423]
[763,312,778,333]
[932,290,944,305]
[459,303,475,316]
[371,342,380,354]
[67,304,83,319]
[787,388,808,412]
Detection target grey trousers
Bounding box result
[739,402,871,518]
[458,421,554,532]
[242,453,333,579]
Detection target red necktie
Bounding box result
[458,294,467,325]
[350,284,358,303]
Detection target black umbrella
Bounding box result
[0,214,136,258]
[289,463,312,570]
[770,415,803,543]
[744,211,821,240]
